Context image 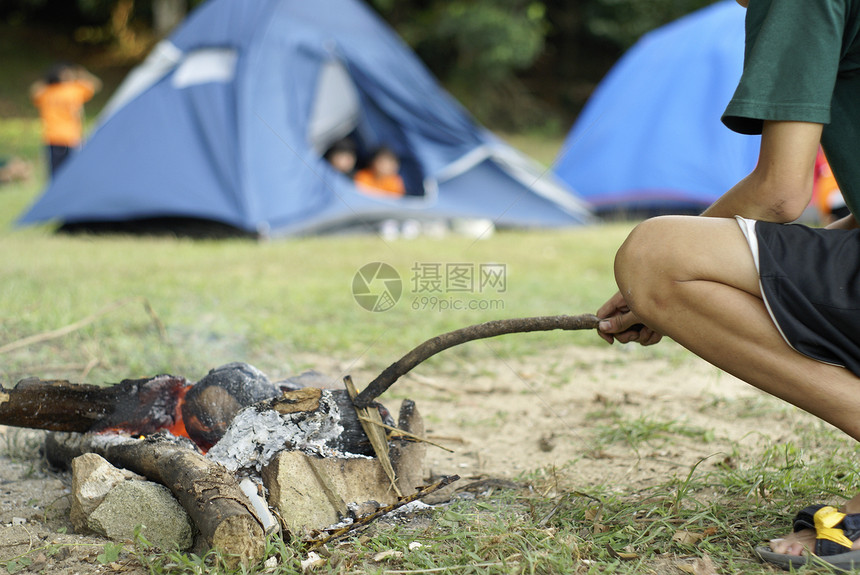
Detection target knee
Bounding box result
[614,217,678,315]
[615,217,671,284]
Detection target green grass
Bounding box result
[592,414,715,453]
[0,220,632,385]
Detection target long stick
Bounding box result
[352,314,599,408]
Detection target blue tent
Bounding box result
[19,0,592,237]
[553,1,760,214]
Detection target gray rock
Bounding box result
[70,453,143,532]
[87,480,193,550]
[262,450,397,533]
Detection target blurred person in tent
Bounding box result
[813,148,850,224]
[30,63,101,178]
[354,146,406,198]
[595,0,860,569]
[324,137,358,176]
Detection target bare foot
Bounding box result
[768,493,860,556]
[769,529,816,555]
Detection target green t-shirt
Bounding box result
[722,0,860,213]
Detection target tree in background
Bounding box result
[535,0,715,127]
[2,0,716,131]
[370,0,715,130]
[399,0,548,131]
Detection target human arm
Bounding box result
[29,80,46,100]
[701,121,822,222]
[826,213,860,230]
[70,66,102,93]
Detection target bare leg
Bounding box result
[613,216,860,554]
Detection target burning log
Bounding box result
[205,387,385,472]
[0,364,400,564]
[0,375,190,435]
[180,362,280,450]
[0,365,387,454]
[45,432,266,566]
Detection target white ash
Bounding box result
[388,500,433,515]
[325,517,354,531]
[206,389,351,473]
[87,433,139,449]
[323,500,435,531]
[239,477,278,534]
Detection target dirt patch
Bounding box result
[0,344,817,573]
[0,431,147,574]
[309,344,807,489]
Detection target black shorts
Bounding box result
[737,217,860,376]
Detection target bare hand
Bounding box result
[596,291,663,346]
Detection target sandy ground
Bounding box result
[336,343,810,490]
[0,343,821,573]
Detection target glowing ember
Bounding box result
[92,375,193,441]
[91,364,280,453]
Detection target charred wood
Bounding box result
[0,375,189,434]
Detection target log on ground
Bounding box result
[45,432,265,567]
[0,375,188,434]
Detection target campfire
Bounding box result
[0,314,599,565]
[2,362,442,565]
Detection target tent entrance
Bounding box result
[308,60,361,153]
[308,60,427,197]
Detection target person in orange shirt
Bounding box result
[354,147,406,198]
[813,147,849,224]
[30,63,101,177]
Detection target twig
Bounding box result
[538,490,604,527]
[356,415,454,453]
[305,474,459,550]
[141,299,167,340]
[79,357,100,380]
[426,435,467,444]
[0,296,165,355]
[352,314,599,408]
[537,493,572,527]
[344,376,402,498]
[380,563,505,574]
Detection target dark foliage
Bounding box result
[3,0,720,130]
